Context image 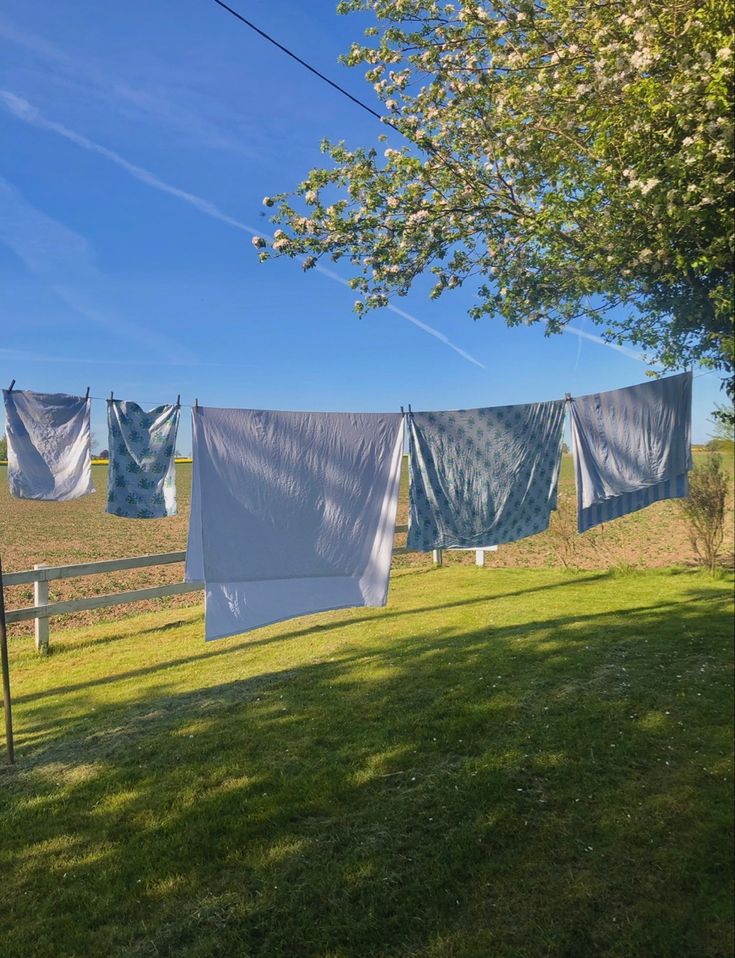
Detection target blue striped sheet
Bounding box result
[578,472,689,532]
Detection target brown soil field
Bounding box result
[1,454,732,637]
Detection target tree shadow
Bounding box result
[1,581,733,958]
[15,573,612,703]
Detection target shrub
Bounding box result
[706,437,735,454]
[706,404,734,454]
[680,455,729,573]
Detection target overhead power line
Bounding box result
[210,0,388,125]
[208,0,482,192]
[208,2,720,387]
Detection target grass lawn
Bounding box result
[2,566,733,957]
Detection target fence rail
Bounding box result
[5,582,200,626]
[2,527,498,653]
[3,524,440,652]
[4,551,198,651]
[2,551,187,587]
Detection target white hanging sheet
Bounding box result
[2,389,94,501]
[186,406,404,640]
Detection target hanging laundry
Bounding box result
[407,401,565,551]
[185,406,404,641]
[570,371,692,533]
[2,389,94,501]
[106,400,180,519]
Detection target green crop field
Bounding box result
[1,566,733,957]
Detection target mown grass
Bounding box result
[2,566,733,957]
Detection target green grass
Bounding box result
[2,566,733,957]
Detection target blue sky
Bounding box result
[0,0,724,452]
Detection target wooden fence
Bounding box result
[2,526,498,653]
[3,552,198,653]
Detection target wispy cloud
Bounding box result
[1,91,485,369]
[0,347,253,369]
[0,175,192,360]
[0,91,248,230]
[0,14,260,155]
[573,317,585,369]
[0,174,93,275]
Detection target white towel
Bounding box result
[2,389,94,501]
[186,406,404,640]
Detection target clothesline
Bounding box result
[5,391,579,411]
[3,372,694,643]
[3,366,716,417]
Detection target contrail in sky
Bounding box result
[0,90,485,368]
[561,324,647,362]
[2,90,647,370]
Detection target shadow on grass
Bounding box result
[2,580,733,958]
[14,573,612,704]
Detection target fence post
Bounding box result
[0,549,15,764]
[432,549,443,567]
[475,549,485,567]
[33,564,49,654]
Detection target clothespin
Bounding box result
[84,387,90,400]
[400,405,404,415]
[109,391,114,403]
[176,394,180,407]
[7,379,15,392]
[194,398,199,411]
[564,392,572,403]
[408,403,413,414]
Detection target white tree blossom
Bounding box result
[258,0,734,407]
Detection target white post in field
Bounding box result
[33,564,49,653]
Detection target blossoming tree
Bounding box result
[256,0,734,409]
